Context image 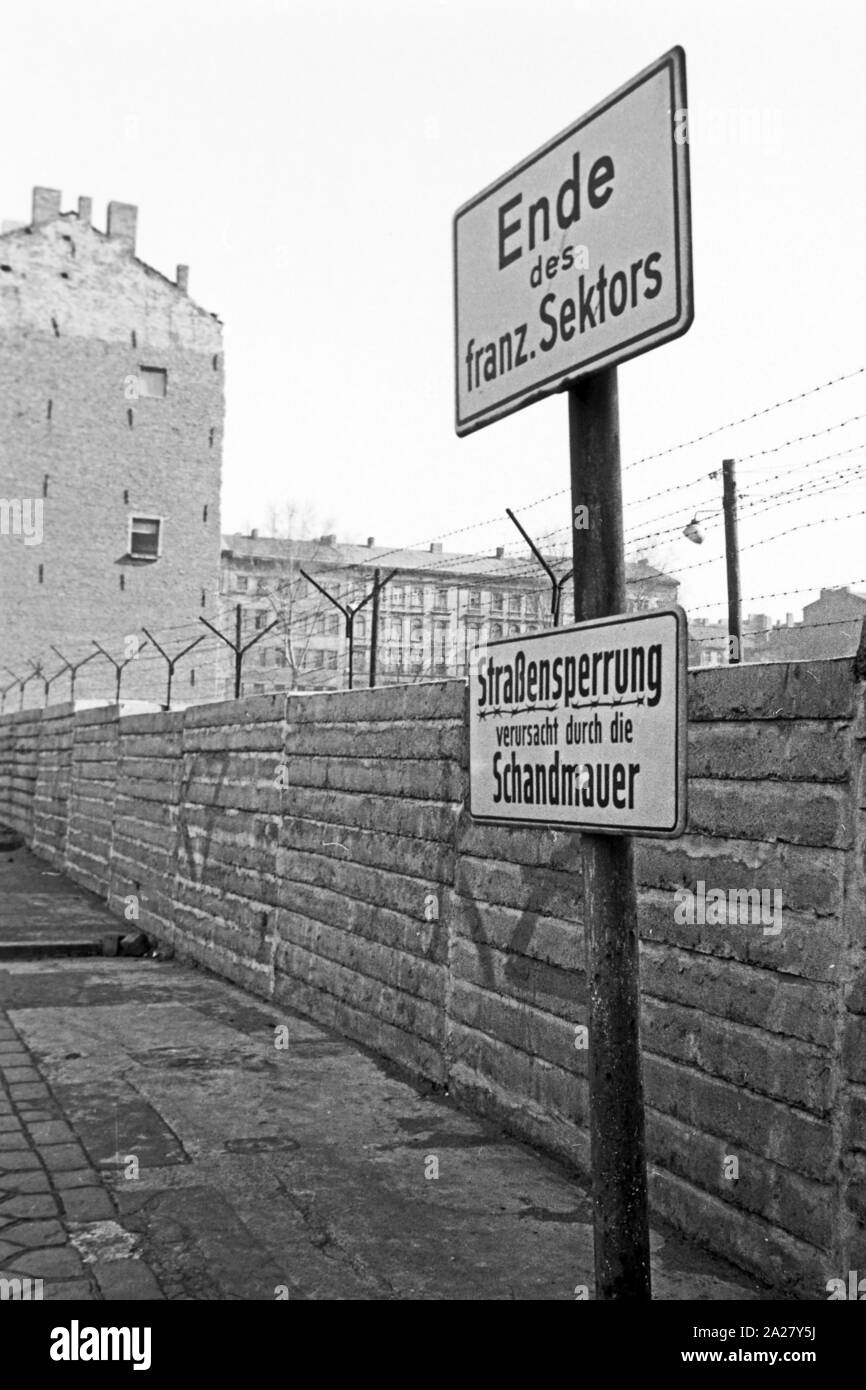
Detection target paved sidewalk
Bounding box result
[0,1011,162,1299]
[0,846,113,958]
[0,849,777,1301]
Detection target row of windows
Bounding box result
[385,586,540,617]
[250,609,348,635]
[245,627,552,689]
[249,610,387,637]
[234,576,322,598]
[251,617,539,668]
[232,572,545,618]
[255,646,359,669]
[248,614,540,648]
[256,648,341,670]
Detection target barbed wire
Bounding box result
[624,453,866,552]
[315,365,866,562]
[687,576,866,617]
[690,613,865,643]
[653,501,866,579]
[734,413,866,464]
[622,365,866,472]
[9,359,866,706]
[10,579,866,712]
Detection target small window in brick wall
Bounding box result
[129,516,161,559]
[138,367,167,398]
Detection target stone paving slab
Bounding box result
[0,1010,164,1302]
[0,846,118,955]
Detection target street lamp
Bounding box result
[682,507,716,544]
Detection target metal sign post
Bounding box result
[569,368,651,1299]
[455,46,692,1300]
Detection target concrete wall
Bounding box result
[0,659,863,1297]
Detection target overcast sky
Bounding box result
[2,0,864,623]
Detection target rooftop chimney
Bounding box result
[430,542,443,553]
[32,187,62,225]
[495,546,505,559]
[106,200,137,252]
[320,533,337,546]
[250,529,259,540]
[366,536,375,548]
[176,264,189,293]
[78,196,92,225]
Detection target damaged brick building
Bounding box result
[0,186,224,706]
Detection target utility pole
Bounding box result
[722,458,742,664]
[569,369,652,1302]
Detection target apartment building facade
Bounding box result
[219,533,681,695]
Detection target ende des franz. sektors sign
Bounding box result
[453,46,692,435]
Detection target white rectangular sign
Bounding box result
[453,47,692,436]
[468,608,687,836]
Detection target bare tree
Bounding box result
[254,504,341,690]
[264,500,321,542]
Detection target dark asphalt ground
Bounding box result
[0,843,773,1300]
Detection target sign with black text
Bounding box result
[468,608,687,836]
[453,47,692,435]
